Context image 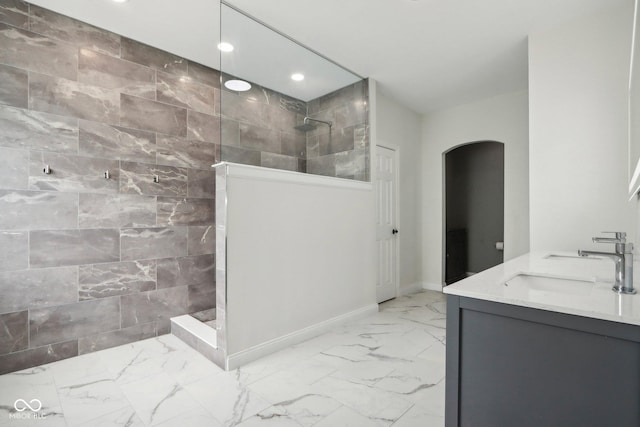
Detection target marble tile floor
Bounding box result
[0,290,446,426]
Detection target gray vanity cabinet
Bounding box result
[445,295,640,427]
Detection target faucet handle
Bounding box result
[593,231,626,243]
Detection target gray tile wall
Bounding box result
[0,0,217,374]
[306,81,370,181]
[219,77,369,180]
[220,77,307,172]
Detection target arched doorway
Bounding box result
[444,141,504,285]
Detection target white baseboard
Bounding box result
[399,282,425,295]
[422,282,444,291]
[226,304,379,370]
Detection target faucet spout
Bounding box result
[578,235,635,295]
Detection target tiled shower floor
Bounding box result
[0,291,446,426]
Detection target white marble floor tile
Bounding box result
[311,375,413,424]
[312,405,388,427]
[392,403,445,427]
[58,377,132,426]
[0,290,447,427]
[155,405,223,427]
[79,405,146,427]
[183,371,271,426]
[161,348,224,387]
[120,372,203,426]
[236,407,304,427]
[0,366,64,426]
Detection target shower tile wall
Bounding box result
[220,79,308,172]
[306,81,369,181]
[219,79,369,180]
[0,0,217,374]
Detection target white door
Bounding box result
[375,145,398,303]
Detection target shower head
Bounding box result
[294,116,333,132]
[294,123,317,132]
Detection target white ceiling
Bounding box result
[28,0,630,113]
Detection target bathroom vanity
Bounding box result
[443,252,640,427]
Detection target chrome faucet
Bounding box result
[578,232,636,294]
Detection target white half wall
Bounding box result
[529,1,636,252]
[221,164,377,358]
[374,85,424,294]
[421,90,530,288]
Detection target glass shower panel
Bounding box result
[219,3,369,181]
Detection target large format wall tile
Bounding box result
[187,110,220,143]
[187,226,215,256]
[29,5,121,57]
[29,297,121,347]
[0,106,78,153]
[0,230,27,271]
[187,61,220,88]
[0,340,77,375]
[120,227,188,261]
[0,310,27,354]
[307,155,336,178]
[156,197,214,227]
[120,94,187,137]
[78,49,156,100]
[261,152,298,172]
[0,23,78,80]
[79,193,156,228]
[78,322,156,355]
[79,120,156,163]
[187,282,215,314]
[221,90,264,125]
[0,147,28,189]
[121,37,187,76]
[0,266,78,313]
[239,123,280,154]
[157,254,214,289]
[79,260,156,300]
[157,71,216,115]
[29,152,120,194]
[0,63,27,108]
[30,229,120,268]
[318,126,355,156]
[120,161,188,197]
[29,73,120,124]
[0,0,29,28]
[0,1,223,373]
[220,145,260,166]
[156,135,216,169]
[281,132,306,158]
[0,190,78,229]
[187,169,215,199]
[121,286,188,328]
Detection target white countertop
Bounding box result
[442,251,640,326]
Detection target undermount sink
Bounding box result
[503,273,595,297]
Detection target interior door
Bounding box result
[375,145,398,303]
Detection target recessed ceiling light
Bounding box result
[291,73,305,82]
[112,0,128,3]
[218,42,234,53]
[224,79,251,92]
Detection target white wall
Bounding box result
[222,164,377,361]
[374,87,424,293]
[421,91,530,288]
[529,1,636,252]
